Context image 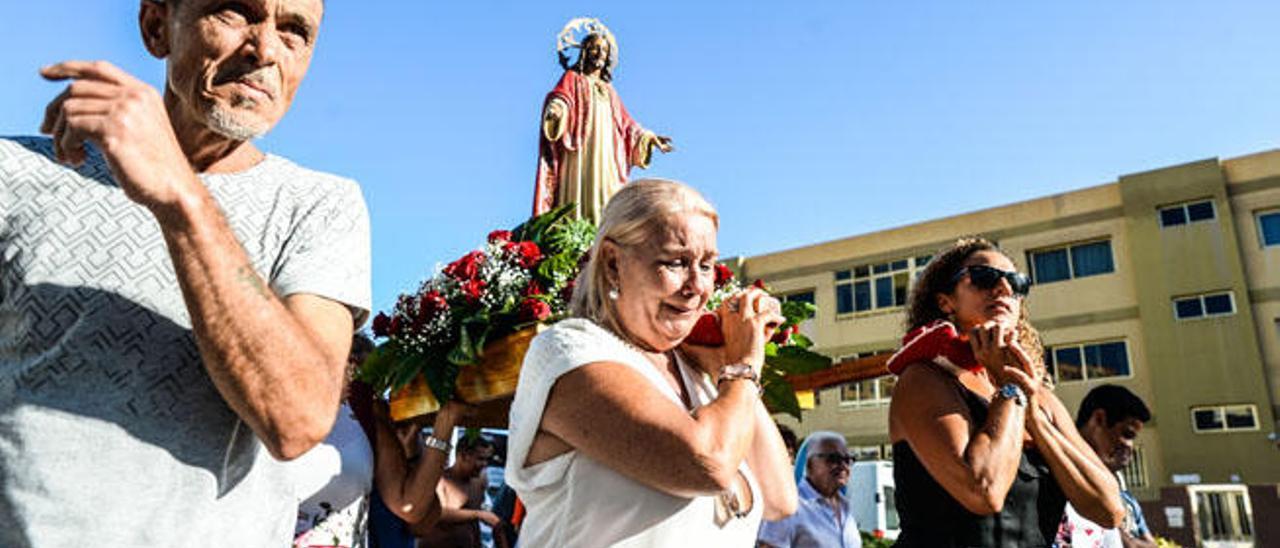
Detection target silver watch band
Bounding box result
[423,435,452,454]
[717,364,762,394]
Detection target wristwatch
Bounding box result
[423,434,452,455]
[717,364,762,394]
[996,383,1026,407]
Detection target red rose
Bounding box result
[507,241,543,268]
[523,280,544,297]
[417,290,448,322]
[388,315,402,337]
[372,312,391,337]
[519,298,552,322]
[714,264,734,289]
[771,324,798,345]
[444,250,485,281]
[684,313,725,347]
[488,230,512,244]
[752,279,767,290]
[559,278,577,304]
[460,279,486,303]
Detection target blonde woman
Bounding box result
[507,179,797,546]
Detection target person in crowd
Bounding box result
[420,435,503,547]
[1056,385,1157,548]
[364,420,421,548]
[369,399,470,544]
[0,0,369,545]
[291,334,378,547]
[505,178,798,546]
[758,431,862,548]
[887,237,1124,546]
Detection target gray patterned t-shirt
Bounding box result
[0,137,372,547]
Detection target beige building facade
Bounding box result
[738,149,1280,546]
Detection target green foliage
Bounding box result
[859,531,895,547]
[359,204,596,403]
[762,344,832,420]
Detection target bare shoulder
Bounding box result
[544,359,674,426]
[889,362,970,440]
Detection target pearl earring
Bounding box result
[608,286,620,300]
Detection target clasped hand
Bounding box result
[40,60,197,213]
[680,287,784,377]
[969,321,1042,405]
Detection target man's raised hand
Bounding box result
[40,60,196,212]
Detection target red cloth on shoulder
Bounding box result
[885,319,981,375]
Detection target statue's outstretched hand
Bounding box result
[656,135,674,153]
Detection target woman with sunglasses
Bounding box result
[887,237,1123,547]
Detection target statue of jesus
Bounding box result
[532,19,673,223]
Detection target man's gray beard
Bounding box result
[206,100,269,141]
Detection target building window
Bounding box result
[1120,445,1148,489]
[839,374,896,407]
[1191,486,1254,543]
[1028,239,1115,284]
[834,257,926,315]
[1257,210,1280,247]
[1191,404,1259,433]
[1173,291,1236,320]
[1045,340,1131,383]
[782,290,815,305]
[1159,199,1217,228]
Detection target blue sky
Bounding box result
[3,1,1278,316]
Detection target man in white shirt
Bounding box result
[759,432,863,548]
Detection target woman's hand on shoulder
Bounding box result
[969,321,1016,384]
[718,288,784,371]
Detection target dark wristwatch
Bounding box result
[996,383,1026,407]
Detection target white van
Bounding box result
[848,460,900,540]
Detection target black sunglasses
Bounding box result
[812,451,855,466]
[951,265,1031,297]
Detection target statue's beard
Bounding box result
[206,97,269,141]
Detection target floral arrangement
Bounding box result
[357,203,830,420]
[357,204,594,402]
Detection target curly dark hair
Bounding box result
[905,237,1044,367]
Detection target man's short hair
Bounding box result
[457,432,496,455]
[1076,384,1152,428]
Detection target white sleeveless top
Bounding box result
[506,318,763,547]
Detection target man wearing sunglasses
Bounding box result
[758,432,862,548]
[1056,385,1156,548]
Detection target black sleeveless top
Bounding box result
[892,375,1066,547]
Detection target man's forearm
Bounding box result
[155,184,347,460]
[436,506,482,524]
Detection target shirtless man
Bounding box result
[420,435,502,547]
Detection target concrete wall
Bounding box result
[1119,158,1280,487]
[750,151,1280,505]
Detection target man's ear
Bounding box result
[1089,408,1108,429]
[139,1,171,59]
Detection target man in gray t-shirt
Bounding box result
[0,0,370,545]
